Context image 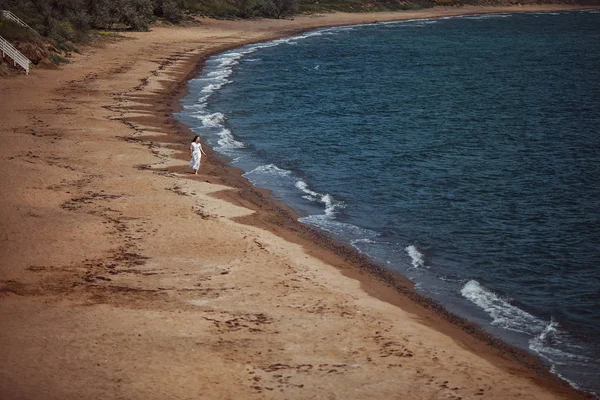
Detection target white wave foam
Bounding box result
[352,238,377,244]
[193,78,230,105]
[182,103,204,111]
[405,245,427,269]
[295,180,321,201]
[322,194,337,217]
[194,112,225,128]
[214,52,245,67]
[244,164,292,178]
[415,20,438,25]
[188,26,358,138]
[281,29,332,46]
[381,18,432,26]
[529,319,592,364]
[228,26,348,57]
[550,365,587,394]
[300,214,378,245]
[195,94,211,105]
[191,50,252,106]
[329,26,355,33]
[295,180,345,218]
[439,275,467,284]
[538,318,559,342]
[461,13,512,20]
[200,82,227,94]
[460,280,594,379]
[216,129,246,149]
[528,11,562,16]
[294,180,382,244]
[242,166,369,244]
[460,280,545,335]
[207,67,231,77]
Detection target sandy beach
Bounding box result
[0,5,595,399]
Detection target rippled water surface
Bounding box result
[177,10,600,396]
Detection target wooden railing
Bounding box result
[0,11,36,75]
[1,10,34,31]
[0,35,31,74]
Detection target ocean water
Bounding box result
[176,10,600,396]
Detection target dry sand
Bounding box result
[0,5,595,399]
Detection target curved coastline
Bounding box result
[0,4,597,399]
[164,6,597,399]
[171,9,593,396]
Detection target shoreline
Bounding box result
[164,6,597,397]
[1,5,596,399]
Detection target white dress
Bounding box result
[189,142,203,170]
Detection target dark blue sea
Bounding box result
[176,9,600,396]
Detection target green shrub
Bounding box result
[185,0,240,18]
[0,18,41,42]
[1,0,433,34]
[66,9,91,32]
[155,0,185,23]
[262,0,297,18]
[50,52,69,64]
[118,0,155,30]
[297,0,431,13]
[400,2,429,9]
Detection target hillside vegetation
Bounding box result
[0,0,595,73]
[1,0,592,37]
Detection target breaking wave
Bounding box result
[405,245,427,269]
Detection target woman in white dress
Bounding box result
[189,135,207,175]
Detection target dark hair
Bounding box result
[192,135,200,143]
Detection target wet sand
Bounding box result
[0,5,595,399]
